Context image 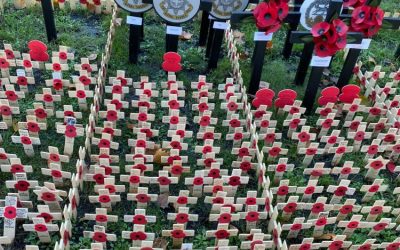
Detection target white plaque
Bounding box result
[310,56,332,67]
[346,39,372,50]
[213,21,229,30]
[166,26,183,36]
[254,32,273,41]
[127,16,143,25]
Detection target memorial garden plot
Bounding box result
[0,0,400,250]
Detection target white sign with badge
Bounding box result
[114,0,152,13]
[153,0,201,24]
[300,0,330,31]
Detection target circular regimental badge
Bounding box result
[114,0,152,13]
[209,0,248,20]
[300,0,330,30]
[153,0,201,24]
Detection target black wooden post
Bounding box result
[337,48,361,88]
[205,19,215,58]
[166,24,180,52]
[40,0,57,42]
[293,43,314,85]
[199,11,210,46]
[248,40,267,94]
[396,44,400,58]
[128,13,142,64]
[208,22,226,69]
[303,66,324,112]
[282,0,303,59]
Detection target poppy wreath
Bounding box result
[253,0,289,35]
[350,5,384,37]
[311,18,349,58]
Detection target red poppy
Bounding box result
[321,119,333,129]
[17,76,28,86]
[297,132,310,142]
[37,212,53,223]
[339,204,353,215]
[52,79,63,90]
[51,170,63,178]
[335,146,346,154]
[41,192,56,201]
[202,132,214,140]
[349,121,360,130]
[347,221,359,229]
[329,241,343,250]
[20,136,32,145]
[351,5,384,37]
[228,176,241,186]
[98,139,110,148]
[260,120,269,128]
[198,103,209,112]
[334,186,348,197]
[269,147,281,157]
[212,185,223,193]
[193,177,204,185]
[354,131,365,141]
[373,222,388,231]
[245,197,256,206]
[277,186,289,196]
[23,60,32,68]
[95,214,108,223]
[98,195,111,203]
[100,165,112,175]
[158,176,171,186]
[132,214,147,224]
[316,217,327,226]
[199,116,211,126]
[93,232,107,242]
[104,185,116,194]
[304,186,315,195]
[10,164,24,174]
[238,148,250,157]
[368,184,380,193]
[81,63,92,72]
[311,170,323,177]
[311,202,324,213]
[5,91,17,101]
[34,224,48,232]
[290,223,302,231]
[136,194,150,203]
[93,173,105,184]
[27,122,40,133]
[202,145,213,154]
[208,169,220,179]
[384,134,395,143]
[216,213,231,223]
[233,132,243,140]
[43,94,53,103]
[253,1,287,34]
[0,153,7,160]
[171,165,183,175]
[106,110,118,121]
[358,244,371,250]
[212,197,224,204]
[229,119,241,128]
[306,148,317,156]
[240,161,252,172]
[3,206,17,219]
[177,196,188,204]
[283,202,297,213]
[370,160,384,170]
[215,229,230,239]
[129,231,147,241]
[167,155,181,165]
[76,90,86,99]
[34,108,47,119]
[129,176,140,184]
[168,100,180,109]
[227,102,238,111]
[65,125,77,138]
[204,158,215,167]
[370,206,383,215]
[367,145,378,155]
[0,58,9,69]
[171,229,186,239]
[386,243,400,250]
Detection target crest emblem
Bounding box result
[114,0,152,13]
[210,0,249,20]
[300,0,330,30]
[153,0,200,23]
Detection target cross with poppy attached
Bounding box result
[16,54,39,76]
[94,177,126,195]
[328,140,354,165]
[0,148,16,165]
[99,103,125,124]
[360,179,388,203]
[34,184,66,212]
[17,115,47,137]
[162,224,195,249]
[367,218,396,237]
[240,231,273,249]
[26,102,54,123]
[45,57,69,73]
[162,109,187,131]
[41,163,72,187]
[298,142,324,166]
[40,146,70,167]
[2,44,21,61]
[131,107,155,125]
[185,170,213,197]
[105,81,129,98]
[45,75,71,96]
[347,124,372,151]
[364,156,389,179]
[360,138,385,160]
[378,238,400,250]
[167,190,198,212]
[148,170,178,194]
[27,205,62,225]
[307,212,337,237]
[92,132,119,151]
[320,235,352,250]
[222,113,246,132]
[0,51,16,78]
[331,161,360,181]
[360,200,392,222]
[277,196,304,221]
[72,70,96,91]
[193,96,216,114]
[161,93,184,111]
[11,129,41,157]
[192,85,215,101]
[302,197,334,220]
[52,46,74,64]
[0,196,28,240]
[135,82,160,99]
[125,147,154,167]
[35,88,61,110]
[349,239,379,250]
[0,84,25,106]
[84,208,118,228]
[124,208,156,227]
[337,214,370,237]
[74,58,98,76]
[127,187,158,209]
[226,127,250,148]
[271,179,297,203]
[221,169,249,197]
[94,121,122,140]
[56,123,85,156]
[281,217,312,239]
[89,188,121,210]
[23,217,59,243]
[83,225,116,248]
[239,205,268,232]
[0,157,33,178]
[283,113,306,138]
[122,224,156,247]
[332,199,361,221]
[327,179,356,204]
[120,169,150,194]
[130,132,156,151]
[6,172,38,201]
[68,83,94,111]
[206,223,239,246]
[132,94,156,110]
[0,99,20,127]
[58,218,72,249]
[163,159,190,178]
[168,207,199,227]
[296,180,324,203]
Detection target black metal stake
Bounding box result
[165,24,180,53]
[205,19,215,58]
[199,11,210,46]
[282,0,303,59]
[337,48,361,88]
[207,26,224,69]
[293,43,314,85]
[128,13,142,64]
[248,40,267,95]
[303,67,325,114]
[395,44,400,58]
[40,0,57,42]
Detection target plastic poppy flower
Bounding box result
[173,213,188,223]
[129,231,147,241]
[312,22,330,38]
[27,122,40,133]
[0,153,7,160]
[65,125,77,138]
[171,165,183,175]
[17,76,28,86]
[43,94,53,103]
[384,134,395,143]
[315,217,327,226]
[228,176,241,186]
[227,102,238,111]
[10,164,24,174]
[212,197,224,204]
[215,229,230,239]
[349,121,360,130]
[238,148,250,157]
[335,146,346,154]
[370,160,384,170]
[370,205,383,215]
[58,52,67,60]
[339,204,353,214]
[334,186,348,196]
[158,176,171,186]
[167,155,181,165]
[38,212,53,223]
[306,148,317,156]
[373,222,387,231]
[193,177,204,186]
[95,214,108,223]
[81,63,92,72]
[4,50,14,59]
[283,202,297,213]
[208,169,220,179]
[277,186,289,196]
[244,197,256,206]
[52,63,61,71]
[260,120,269,128]
[0,58,10,69]
[93,173,105,184]
[104,185,116,194]
[138,101,150,108]
[133,164,147,173]
[171,229,186,239]
[367,145,378,155]
[368,184,380,193]
[136,194,150,203]
[176,196,188,204]
[41,192,56,201]
[269,147,281,157]
[169,115,180,124]
[199,116,211,126]
[304,186,315,195]
[98,139,111,149]
[169,141,181,150]
[78,75,91,86]
[290,223,302,231]
[354,131,365,141]
[5,91,17,101]
[321,119,333,129]
[132,214,147,224]
[0,105,11,116]
[93,232,107,242]
[34,108,47,119]
[3,206,17,219]
[211,185,222,193]
[129,175,140,184]
[358,244,372,250]
[105,110,117,121]
[168,100,180,109]
[310,170,323,177]
[98,195,111,203]
[20,136,32,145]
[386,243,400,250]
[140,128,153,138]
[137,113,148,122]
[53,79,63,90]
[202,145,213,154]
[289,118,301,129]
[311,202,324,213]
[229,119,241,128]
[245,211,259,222]
[34,224,48,232]
[216,213,231,223]
[329,241,343,250]
[198,103,209,112]
[347,221,359,229]
[204,158,215,167]
[51,170,63,178]
[76,90,86,99]
[203,132,214,140]
[233,133,243,140]
[23,60,32,68]
[240,161,252,172]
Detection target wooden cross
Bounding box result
[56,123,84,156]
[128,241,162,250]
[0,195,28,240]
[94,177,125,195]
[40,146,70,166]
[361,200,392,222]
[168,190,198,212]
[296,180,324,202]
[307,212,337,237]
[132,94,156,110]
[23,217,59,243]
[163,159,190,178]
[315,102,338,119]
[99,104,125,124]
[320,235,352,250]
[292,126,317,149]
[135,82,159,98]
[125,147,153,165]
[131,107,155,126]
[11,129,40,157]
[72,71,96,91]
[0,51,15,78]
[206,223,238,246]
[222,114,245,132]
[0,157,33,177]
[0,148,16,165]
[320,130,344,153]
[16,53,39,76]
[149,170,178,194]
[226,127,250,148]
[0,99,19,127]
[162,224,195,249]
[331,161,360,180]
[124,157,153,175]
[0,84,25,106]
[28,205,62,225]
[127,187,158,209]
[365,156,389,179]
[205,191,243,213]
[281,217,312,239]
[185,170,213,197]
[122,224,155,247]
[255,112,277,133]
[130,132,156,151]
[240,231,272,249]
[74,58,98,75]
[342,98,366,121]
[348,239,378,250]
[124,209,156,226]
[52,46,74,64]
[168,207,198,227]
[192,97,215,114]
[92,133,119,151]
[236,191,266,211]
[271,180,297,203]
[83,225,116,247]
[263,142,288,161]
[303,162,331,180]
[89,188,121,210]
[316,113,339,138]
[327,179,356,204]
[332,199,361,221]
[343,116,366,133]
[288,238,321,250]
[283,113,306,138]
[18,115,47,137]
[360,179,388,202]
[298,142,323,166]
[26,102,53,123]
[120,169,150,193]
[367,218,396,237]
[303,197,333,220]
[194,110,218,129]
[59,218,72,249]
[6,172,38,201]
[68,84,94,110]
[360,139,385,161]
[84,208,118,228]
[221,169,249,196]
[367,118,389,137]
[239,205,268,232]
[347,124,372,152]
[377,127,400,145]
[45,56,69,74]
[34,184,66,212]
[34,88,61,110]
[328,140,354,165]
[41,163,71,187]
